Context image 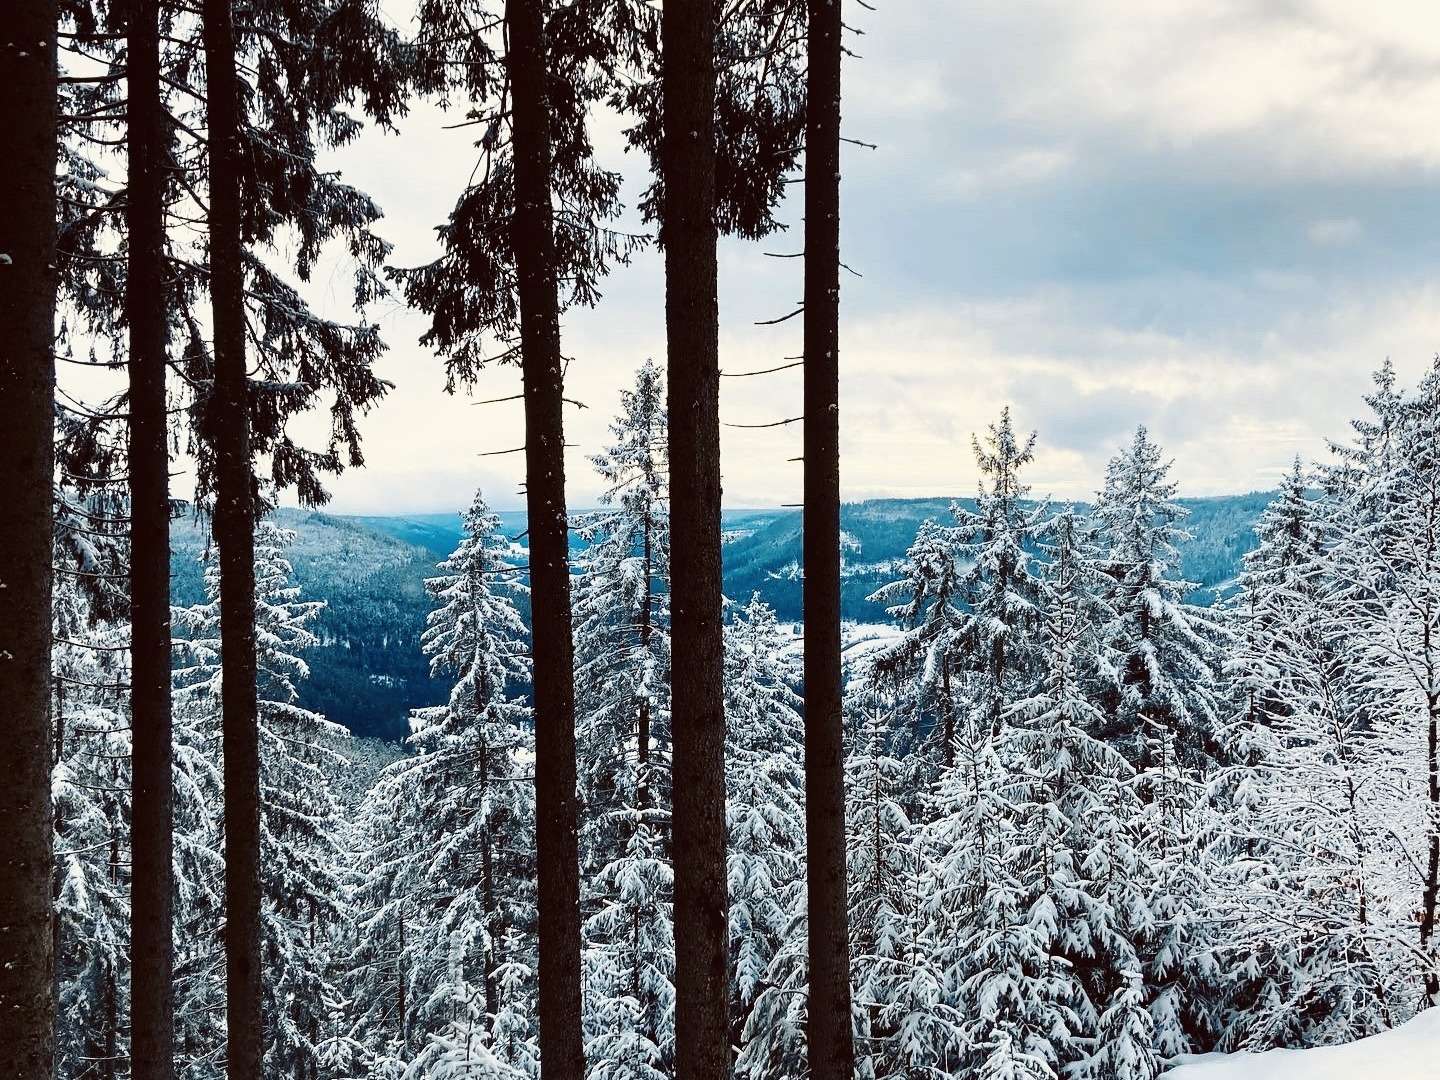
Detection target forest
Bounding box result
[1,1,1438,1080]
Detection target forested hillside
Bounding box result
[188,495,1269,740]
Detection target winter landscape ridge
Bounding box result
[171,492,1267,742]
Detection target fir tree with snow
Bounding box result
[573,359,672,868]
[173,520,352,1077]
[1090,425,1226,773]
[346,490,537,1075]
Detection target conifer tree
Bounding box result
[659,0,731,1071]
[397,2,645,1065]
[582,819,676,1080]
[174,522,353,1077]
[868,519,965,770]
[951,408,1049,737]
[574,360,672,866]
[0,0,60,1071]
[802,0,852,1071]
[126,1,178,1071]
[724,596,807,1035]
[1090,426,1225,772]
[347,493,537,1076]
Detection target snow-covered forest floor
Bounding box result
[1164,1008,1440,1080]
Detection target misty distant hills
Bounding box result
[170,493,1271,742]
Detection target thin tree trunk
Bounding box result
[803,0,855,1076]
[398,906,408,1053]
[128,0,177,1074]
[505,1,585,1076]
[0,4,58,1074]
[940,653,955,769]
[203,0,263,1075]
[662,4,729,1079]
[638,513,653,811]
[480,738,499,1022]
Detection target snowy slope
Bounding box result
[1163,1009,1440,1080]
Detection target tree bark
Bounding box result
[505,1,585,1077]
[128,0,177,1074]
[0,4,58,1075]
[802,0,855,1077]
[662,4,730,1079]
[203,1,264,1076]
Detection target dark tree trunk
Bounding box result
[0,4,58,1075]
[203,1,264,1076]
[128,0,177,1074]
[662,4,729,1079]
[940,654,955,769]
[802,0,855,1077]
[638,513,653,811]
[505,1,585,1076]
[480,738,499,1022]
[398,907,408,1053]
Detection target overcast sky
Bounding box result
[294,0,1440,514]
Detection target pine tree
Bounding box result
[724,596,807,1035]
[847,697,949,1079]
[174,521,354,1078]
[346,493,537,1076]
[868,519,965,771]
[660,0,731,1069]
[126,2,177,1073]
[990,509,1153,1080]
[1090,425,1225,772]
[951,407,1049,738]
[574,360,672,867]
[583,818,676,1080]
[52,555,133,1080]
[0,0,60,1071]
[802,0,853,1071]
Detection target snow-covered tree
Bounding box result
[724,596,807,1032]
[174,520,352,1077]
[346,491,536,1075]
[950,408,1050,739]
[868,518,965,770]
[1090,425,1225,772]
[573,359,671,867]
[582,817,675,1080]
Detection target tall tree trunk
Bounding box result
[203,1,264,1075]
[0,4,58,1075]
[505,1,585,1076]
[128,1,177,1074]
[802,0,855,1077]
[662,4,729,1079]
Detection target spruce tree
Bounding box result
[1090,425,1225,772]
[951,408,1049,737]
[346,493,537,1076]
[802,0,853,1071]
[868,519,965,770]
[573,359,672,868]
[660,0,730,1070]
[126,0,177,1072]
[0,1,60,1072]
[173,522,353,1077]
[724,596,807,1037]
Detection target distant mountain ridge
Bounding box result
[170,493,1271,741]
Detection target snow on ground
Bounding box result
[1162,1009,1440,1080]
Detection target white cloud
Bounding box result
[1308,217,1364,247]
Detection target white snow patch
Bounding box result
[1163,1009,1440,1080]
